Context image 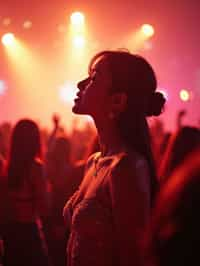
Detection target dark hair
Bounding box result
[89,50,165,117]
[159,126,200,181]
[90,50,166,203]
[7,119,41,188]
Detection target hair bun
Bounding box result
[146,91,166,117]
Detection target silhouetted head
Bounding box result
[8,119,41,187]
[74,50,166,203]
[74,50,165,120]
[10,119,41,160]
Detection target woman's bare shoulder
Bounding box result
[112,150,147,172]
[110,151,150,189]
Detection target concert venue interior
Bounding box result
[0,0,199,130]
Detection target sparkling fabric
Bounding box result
[63,151,151,266]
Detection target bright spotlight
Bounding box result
[73,35,85,48]
[141,24,154,37]
[70,12,85,26]
[179,89,190,102]
[1,33,15,46]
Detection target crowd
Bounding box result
[0,50,199,266]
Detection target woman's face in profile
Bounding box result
[73,55,113,119]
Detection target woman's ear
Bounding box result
[111,92,128,114]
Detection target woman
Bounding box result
[0,119,49,266]
[63,50,166,266]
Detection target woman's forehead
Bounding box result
[90,55,109,74]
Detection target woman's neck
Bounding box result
[95,120,127,157]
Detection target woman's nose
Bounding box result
[77,78,90,91]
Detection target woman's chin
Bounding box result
[72,103,84,114]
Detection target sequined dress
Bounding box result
[63,151,151,266]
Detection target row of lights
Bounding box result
[1,12,192,103]
[2,17,33,29]
[1,11,155,48]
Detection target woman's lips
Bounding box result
[74,97,81,102]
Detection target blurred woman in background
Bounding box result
[0,119,50,266]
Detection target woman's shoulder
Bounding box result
[110,151,150,190]
[112,150,148,172]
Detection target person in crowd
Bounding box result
[0,154,5,178]
[45,114,86,266]
[176,109,187,130]
[159,126,200,183]
[149,118,168,169]
[145,148,200,266]
[0,119,50,266]
[63,50,166,266]
[45,134,73,266]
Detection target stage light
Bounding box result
[73,35,85,48]
[70,12,85,26]
[2,18,11,26]
[23,20,32,29]
[141,24,154,37]
[179,89,190,102]
[1,33,15,46]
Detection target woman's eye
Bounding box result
[89,76,96,83]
